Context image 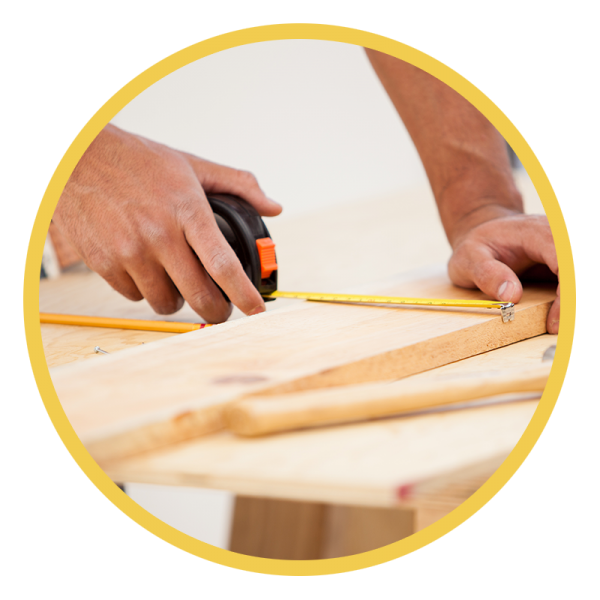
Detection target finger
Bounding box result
[125,259,185,315]
[86,242,183,313]
[517,217,558,276]
[182,193,267,316]
[160,243,233,324]
[86,255,144,302]
[449,243,524,303]
[547,284,560,334]
[491,216,558,276]
[186,157,282,217]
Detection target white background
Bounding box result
[111,39,430,217]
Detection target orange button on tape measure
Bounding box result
[256,238,278,279]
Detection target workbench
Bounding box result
[40,180,552,559]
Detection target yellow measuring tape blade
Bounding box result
[264,291,515,322]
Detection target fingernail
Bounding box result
[247,304,266,316]
[268,197,282,207]
[549,319,559,334]
[498,281,515,302]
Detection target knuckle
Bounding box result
[85,247,113,275]
[142,223,173,248]
[188,288,215,310]
[188,289,229,322]
[175,200,200,225]
[206,305,233,324]
[92,265,144,303]
[451,241,476,267]
[473,260,499,282]
[237,170,258,187]
[186,286,231,323]
[114,240,145,265]
[204,250,238,279]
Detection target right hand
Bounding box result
[448,211,560,333]
[53,124,282,323]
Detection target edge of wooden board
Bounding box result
[83,300,550,464]
[255,301,552,395]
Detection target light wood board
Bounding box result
[107,400,538,508]
[103,335,556,506]
[39,264,297,366]
[50,268,554,463]
[227,363,550,436]
[104,335,553,507]
[41,324,176,368]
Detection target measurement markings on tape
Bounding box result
[264,291,515,323]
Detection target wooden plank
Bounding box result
[107,401,537,507]
[39,264,297,365]
[41,324,176,368]
[50,267,553,464]
[227,363,550,436]
[106,336,552,507]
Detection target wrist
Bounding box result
[447,201,523,248]
[437,172,524,247]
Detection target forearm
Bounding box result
[365,49,523,246]
[366,50,558,332]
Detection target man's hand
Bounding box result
[53,124,282,323]
[448,211,559,333]
[365,49,560,333]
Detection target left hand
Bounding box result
[448,212,560,333]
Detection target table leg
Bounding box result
[229,496,416,560]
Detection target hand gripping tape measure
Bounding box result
[207,194,515,323]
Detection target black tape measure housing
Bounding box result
[207,194,278,301]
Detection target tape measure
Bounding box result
[208,195,515,323]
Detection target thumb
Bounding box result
[449,243,523,304]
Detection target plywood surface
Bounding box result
[50,267,553,463]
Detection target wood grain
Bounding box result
[41,324,176,368]
[50,268,553,463]
[39,264,296,366]
[106,400,539,508]
[227,363,551,436]
[105,336,552,507]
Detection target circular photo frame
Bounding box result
[24,24,574,576]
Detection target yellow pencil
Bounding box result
[39,312,212,334]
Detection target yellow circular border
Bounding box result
[24,24,574,575]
